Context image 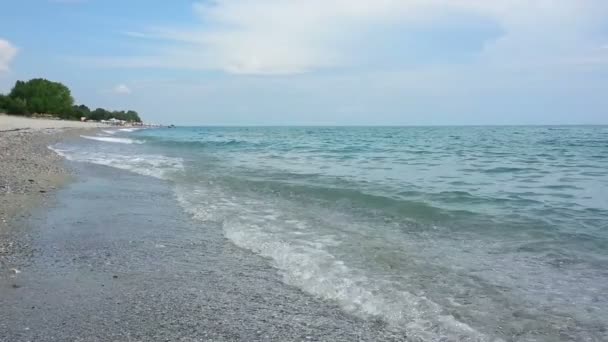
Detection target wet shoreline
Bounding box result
[0,161,403,341]
[1,128,99,269]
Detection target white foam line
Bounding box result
[80,135,143,144]
[174,185,496,341]
[48,145,71,159]
[48,145,183,179]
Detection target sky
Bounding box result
[1,0,607,125]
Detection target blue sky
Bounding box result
[1,0,608,125]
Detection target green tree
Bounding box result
[9,78,74,116]
[87,108,142,122]
[2,78,144,122]
[0,94,29,115]
[0,94,9,113]
[89,108,110,121]
[125,110,142,122]
[69,104,91,120]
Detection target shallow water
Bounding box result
[52,126,608,341]
[1,163,399,341]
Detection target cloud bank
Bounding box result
[96,0,608,75]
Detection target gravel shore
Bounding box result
[0,115,101,231]
[1,162,403,342]
[0,129,85,231]
[0,116,100,268]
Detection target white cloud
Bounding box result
[113,84,132,94]
[97,1,608,75]
[0,39,18,72]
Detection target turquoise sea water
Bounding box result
[53,126,608,341]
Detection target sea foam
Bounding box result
[174,184,493,341]
[49,145,183,179]
[80,135,142,144]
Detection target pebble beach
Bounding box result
[0,115,100,254]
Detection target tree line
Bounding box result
[0,78,142,122]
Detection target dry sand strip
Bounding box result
[0,114,103,132]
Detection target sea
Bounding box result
[51,126,608,341]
